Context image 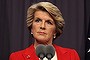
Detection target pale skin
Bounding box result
[31,10,56,47]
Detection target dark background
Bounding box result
[85,0,90,60]
[0,0,89,60]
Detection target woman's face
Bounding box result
[31,10,56,44]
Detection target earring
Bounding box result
[31,32,33,34]
[53,34,56,38]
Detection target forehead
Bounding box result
[34,10,54,21]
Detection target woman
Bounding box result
[9,2,80,60]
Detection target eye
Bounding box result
[46,20,53,25]
[34,18,41,22]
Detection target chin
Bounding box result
[36,37,47,41]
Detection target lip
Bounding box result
[38,32,46,34]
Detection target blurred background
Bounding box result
[0,0,89,60]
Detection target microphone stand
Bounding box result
[48,59,51,60]
[40,58,43,60]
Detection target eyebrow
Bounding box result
[46,19,54,23]
[35,17,54,22]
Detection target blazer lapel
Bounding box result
[22,44,39,60]
[53,44,70,60]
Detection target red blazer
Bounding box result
[9,44,80,60]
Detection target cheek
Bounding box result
[48,27,56,35]
[31,24,36,33]
[31,23,40,33]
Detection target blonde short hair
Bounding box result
[26,2,65,38]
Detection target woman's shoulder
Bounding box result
[53,44,80,60]
[9,49,25,60]
[53,44,76,50]
[9,44,34,60]
[53,44,79,55]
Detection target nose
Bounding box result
[40,21,46,30]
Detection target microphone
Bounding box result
[35,44,46,60]
[46,45,55,60]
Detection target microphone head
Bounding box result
[35,44,46,59]
[46,45,55,59]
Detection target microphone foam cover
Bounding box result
[46,45,55,59]
[35,44,46,59]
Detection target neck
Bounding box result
[34,39,53,48]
